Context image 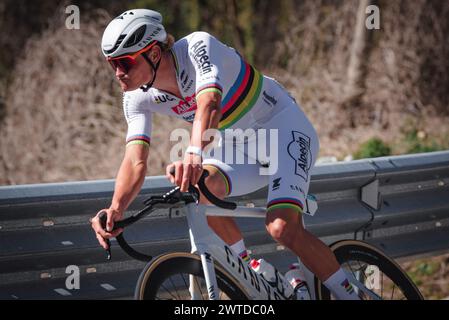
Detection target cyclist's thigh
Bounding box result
[261,100,320,213]
[202,139,268,197]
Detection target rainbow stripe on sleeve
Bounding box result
[126,134,151,148]
[196,83,223,98]
[267,198,304,214]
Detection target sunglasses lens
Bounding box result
[108,57,136,72]
[120,57,136,71]
[108,60,119,71]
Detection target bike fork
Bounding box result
[188,253,220,300]
[200,252,220,300]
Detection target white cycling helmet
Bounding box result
[101,9,167,59]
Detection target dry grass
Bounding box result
[0,9,121,184]
[269,0,449,158]
[401,253,449,300]
[0,8,190,185]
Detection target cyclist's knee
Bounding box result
[265,208,303,247]
[202,165,230,199]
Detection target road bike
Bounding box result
[100,169,424,300]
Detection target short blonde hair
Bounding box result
[160,34,175,52]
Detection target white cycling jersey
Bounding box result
[123,31,320,214]
[124,31,288,146]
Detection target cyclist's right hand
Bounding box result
[90,208,124,250]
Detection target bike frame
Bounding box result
[184,197,380,300]
[185,199,319,300]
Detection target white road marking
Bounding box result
[54,288,72,296]
[86,267,97,273]
[100,283,116,291]
[43,220,55,227]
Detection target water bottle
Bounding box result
[284,263,311,300]
[250,259,294,298]
[250,258,276,283]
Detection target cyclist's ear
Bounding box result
[148,45,162,64]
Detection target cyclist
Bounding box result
[91,9,359,300]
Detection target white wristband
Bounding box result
[186,145,203,157]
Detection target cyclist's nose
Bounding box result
[115,66,126,77]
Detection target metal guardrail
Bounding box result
[0,151,448,299]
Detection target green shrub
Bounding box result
[354,138,392,159]
[404,128,443,154]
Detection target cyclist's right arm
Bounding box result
[91,144,149,249]
[109,143,149,221]
[91,91,153,249]
[110,144,149,213]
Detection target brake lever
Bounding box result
[188,185,200,204]
[98,211,112,260]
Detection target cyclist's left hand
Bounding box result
[180,152,203,192]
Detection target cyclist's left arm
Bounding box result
[190,31,225,142]
[181,32,224,191]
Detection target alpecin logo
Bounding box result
[287,131,312,182]
[190,40,212,75]
[171,93,197,115]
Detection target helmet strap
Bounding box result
[140,50,161,92]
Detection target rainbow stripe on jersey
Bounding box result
[171,49,263,130]
[218,58,263,130]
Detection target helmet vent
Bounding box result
[124,25,146,48]
[104,34,126,54]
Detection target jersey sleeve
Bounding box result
[122,91,152,148]
[188,32,224,99]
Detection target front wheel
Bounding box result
[135,252,250,300]
[316,240,424,300]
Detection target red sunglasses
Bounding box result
[107,41,158,73]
